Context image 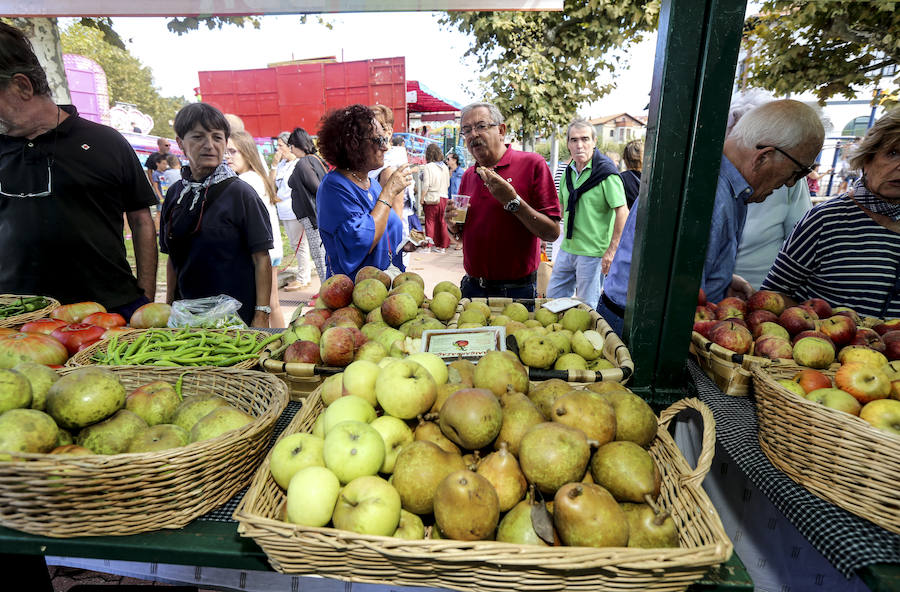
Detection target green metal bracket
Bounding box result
[624,0,748,404]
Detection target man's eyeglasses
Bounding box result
[756,144,815,182]
[0,159,52,198]
[460,122,499,137]
[369,136,390,148]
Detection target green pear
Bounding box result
[0,408,58,460]
[524,319,543,328]
[587,358,615,371]
[430,292,459,322]
[550,390,617,445]
[473,351,529,396]
[490,314,511,326]
[0,368,32,413]
[127,424,190,453]
[598,390,658,447]
[415,418,460,454]
[561,308,593,333]
[189,405,255,443]
[77,409,148,454]
[433,470,499,541]
[433,280,462,301]
[502,302,530,323]
[456,309,486,326]
[171,394,231,433]
[13,362,58,412]
[590,441,661,503]
[464,300,491,320]
[534,307,559,327]
[476,442,527,512]
[571,330,604,361]
[495,390,544,455]
[518,335,559,369]
[621,502,679,548]
[496,499,553,545]
[390,440,466,514]
[554,353,588,371]
[546,331,572,357]
[527,379,572,420]
[553,482,629,547]
[354,340,387,363]
[439,388,502,449]
[518,422,590,495]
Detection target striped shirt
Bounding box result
[761,185,900,318]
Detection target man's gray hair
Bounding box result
[461,102,505,125]
[729,99,824,152]
[567,117,596,141]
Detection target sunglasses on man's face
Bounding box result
[757,144,816,183]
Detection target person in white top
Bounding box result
[271,132,309,289]
[225,131,286,327]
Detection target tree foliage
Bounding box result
[441,1,660,140]
[743,1,900,107]
[60,23,187,138]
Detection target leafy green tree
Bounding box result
[742,1,899,106]
[60,22,187,138]
[441,1,660,144]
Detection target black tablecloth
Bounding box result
[687,360,900,576]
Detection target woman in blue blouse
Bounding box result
[315,105,412,279]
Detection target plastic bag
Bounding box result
[167,295,247,329]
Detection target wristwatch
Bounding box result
[255,305,272,314]
[504,195,522,212]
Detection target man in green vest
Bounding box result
[547,118,628,307]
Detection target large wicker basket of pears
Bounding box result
[235,350,731,592]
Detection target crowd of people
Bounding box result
[2,21,898,335]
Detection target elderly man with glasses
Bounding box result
[445,102,561,299]
[598,99,824,335]
[0,23,158,318]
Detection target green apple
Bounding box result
[406,352,449,386]
[561,308,592,333]
[518,335,559,369]
[352,278,389,313]
[490,314,511,326]
[171,394,230,433]
[571,330,604,361]
[361,321,389,341]
[320,373,344,406]
[393,509,426,539]
[378,357,398,369]
[777,379,807,397]
[805,388,862,416]
[269,432,326,489]
[341,361,381,406]
[331,475,401,536]
[370,415,414,473]
[354,341,388,364]
[376,327,406,351]
[502,302,530,323]
[323,420,386,484]
[859,398,900,436]
[432,280,462,301]
[535,307,559,327]
[12,362,58,412]
[288,323,322,345]
[390,282,425,307]
[322,395,376,433]
[189,406,254,443]
[285,466,341,527]
[312,414,326,438]
[429,292,459,322]
[375,359,437,419]
[456,309,486,326]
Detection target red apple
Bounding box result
[698,288,707,307]
[885,340,900,361]
[319,274,355,310]
[833,307,861,325]
[792,336,836,369]
[752,321,790,340]
[747,290,787,315]
[850,327,886,352]
[283,340,321,364]
[299,309,331,330]
[693,320,718,339]
[802,298,833,319]
[779,307,817,336]
[873,319,900,336]
[746,309,779,332]
[715,297,748,320]
[345,326,368,349]
[708,321,753,354]
[319,326,356,367]
[818,315,856,346]
[791,330,835,349]
[695,306,716,322]
[331,306,365,328]
[798,305,821,321]
[835,362,892,403]
[882,331,900,344]
[793,368,832,393]
[754,335,793,360]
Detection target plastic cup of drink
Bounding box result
[451,194,470,224]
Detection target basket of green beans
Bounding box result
[0,294,59,328]
[66,328,283,369]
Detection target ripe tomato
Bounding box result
[50,323,107,356]
[0,332,69,368]
[19,318,68,335]
[0,328,17,337]
[82,312,126,329]
[50,301,106,324]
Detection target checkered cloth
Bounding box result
[198,400,303,522]
[687,360,900,576]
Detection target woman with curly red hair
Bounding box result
[315,105,412,278]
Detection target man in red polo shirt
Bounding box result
[445,102,561,298]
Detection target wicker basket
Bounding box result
[751,362,900,535]
[0,294,60,328]
[0,366,288,538]
[234,388,732,592]
[66,328,271,369]
[689,331,786,396]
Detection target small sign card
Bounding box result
[420,327,507,359]
[541,297,583,313]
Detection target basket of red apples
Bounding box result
[751,347,900,535]
[690,288,886,396]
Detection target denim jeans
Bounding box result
[546,249,604,308]
[460,275,537,301]
[595,295,625,337]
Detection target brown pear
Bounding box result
[495,390,543,455]
[553,482,629,547]
[438,388,502,449]
[414,417,460,454]
[433,470,499,541]
[496,499,554,546]
[590,441,661,503]
[550,390,617,445]
[391,440,466,514]
[518,422,590,495]
[432,382,465,413]
[447,359,476,387]
[527,379,572,419]
[598,390,657,447]
[476,442,527,512]
[621,503,679,548]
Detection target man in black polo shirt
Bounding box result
[0,23,158,317]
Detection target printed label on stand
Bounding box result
[541,298,583,313]
[420,327,506,359]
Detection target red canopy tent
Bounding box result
[406,80,461,121]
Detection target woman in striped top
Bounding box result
[761,109,900,318]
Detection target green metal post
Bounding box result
[624,0,747,404]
